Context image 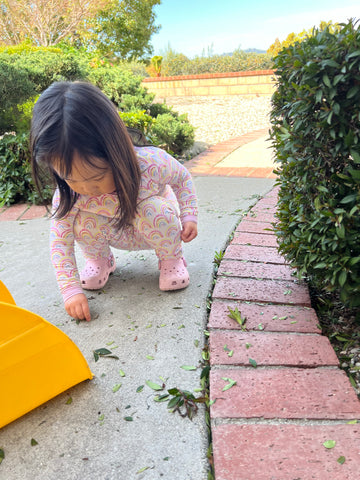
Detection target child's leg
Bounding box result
[73,210,117,289]
[133,195,182,260]
[74,195,189,291]
[132,196,189,290]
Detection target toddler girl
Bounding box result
[30,81,198,322]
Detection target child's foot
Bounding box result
[158,257,190,291]
[80,253,116,290]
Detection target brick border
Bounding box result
[186,128,276,178]
[0,129,274,222]
[208,187,360,479]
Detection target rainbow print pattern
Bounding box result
[50,146,198,301]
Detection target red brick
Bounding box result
[243,211,277,223]
[236,220,274,234]
[213,277,311,306]
[0,204,28,221]
[263,187,280,198]
[20,205,48,220]
[208,300,320,333]
[218,260,297,281]
[210,368,360,419]
[249,168,276,178]
[212,424,360,480]
[226,167,256,177]
[224,244,286,264]
[251,204,277,213]
[232,232,278,247]
[209,330,339,367]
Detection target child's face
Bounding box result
[54,152,116,196]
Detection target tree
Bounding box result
[86,0,161,59]
[267,20,342,57]
[0,0,110,46]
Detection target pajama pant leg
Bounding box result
[73,195,183,261]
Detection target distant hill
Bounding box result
[244,48,267,54]
[219,48,267,56]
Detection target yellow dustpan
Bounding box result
[0,280,93,428]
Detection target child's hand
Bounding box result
[65,293,91,322]
[181,221,198,243]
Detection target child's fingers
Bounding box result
[181,222,198,242]
[65,294,91,322]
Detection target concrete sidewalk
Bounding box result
[1,130,359,480]
[0,172,274,479]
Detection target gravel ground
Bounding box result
[160,95,272,146]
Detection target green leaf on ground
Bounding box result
[323,440,336,449]
[227,306,247,329]
[337,456,346,464]
[146,380,164,391]
[221,377,237,391]
[0,448,4,464]
[249,358,258,368]
[31,438,38,446]
[181,365,197,371]
[112,383,122,393]
[93,348,119,362]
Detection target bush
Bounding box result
[270,20,360,306]
[0,44,88,134]
[0,45,195,203]
[0,61,36,134]
[88,63,150,108]
[151,113,195,154]
[0,46,88,93]
[0,133,52,206]
[160,48,273,76]
[119,110,154,135]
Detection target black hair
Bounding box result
[30,81,143,230]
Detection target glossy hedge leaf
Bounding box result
[269,19,360,307]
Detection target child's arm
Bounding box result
[145,148,198,229]
[50,190,90,320]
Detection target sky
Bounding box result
[150,0,360,57]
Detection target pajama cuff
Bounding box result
[61,285,84,303]
[181,215,198,225]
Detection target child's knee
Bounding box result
[136,196,182,239]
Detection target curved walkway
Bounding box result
[0,128,274,222]
[1,130,359,479]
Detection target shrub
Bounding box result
[0,46,88,93]
[270,20,360,306]
[151,113,195,154]
[0,133,52,206]
[0,61,36,134]
[160,48,273,76]
[119,110,154,135]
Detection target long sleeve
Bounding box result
[137,147,198,224]
[50,190,83,302]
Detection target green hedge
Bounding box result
[270,20,360,306]
[0,133,52,206]
[161,49,273,77]
[0,45,195,205]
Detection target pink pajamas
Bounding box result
[50,146,198,301]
